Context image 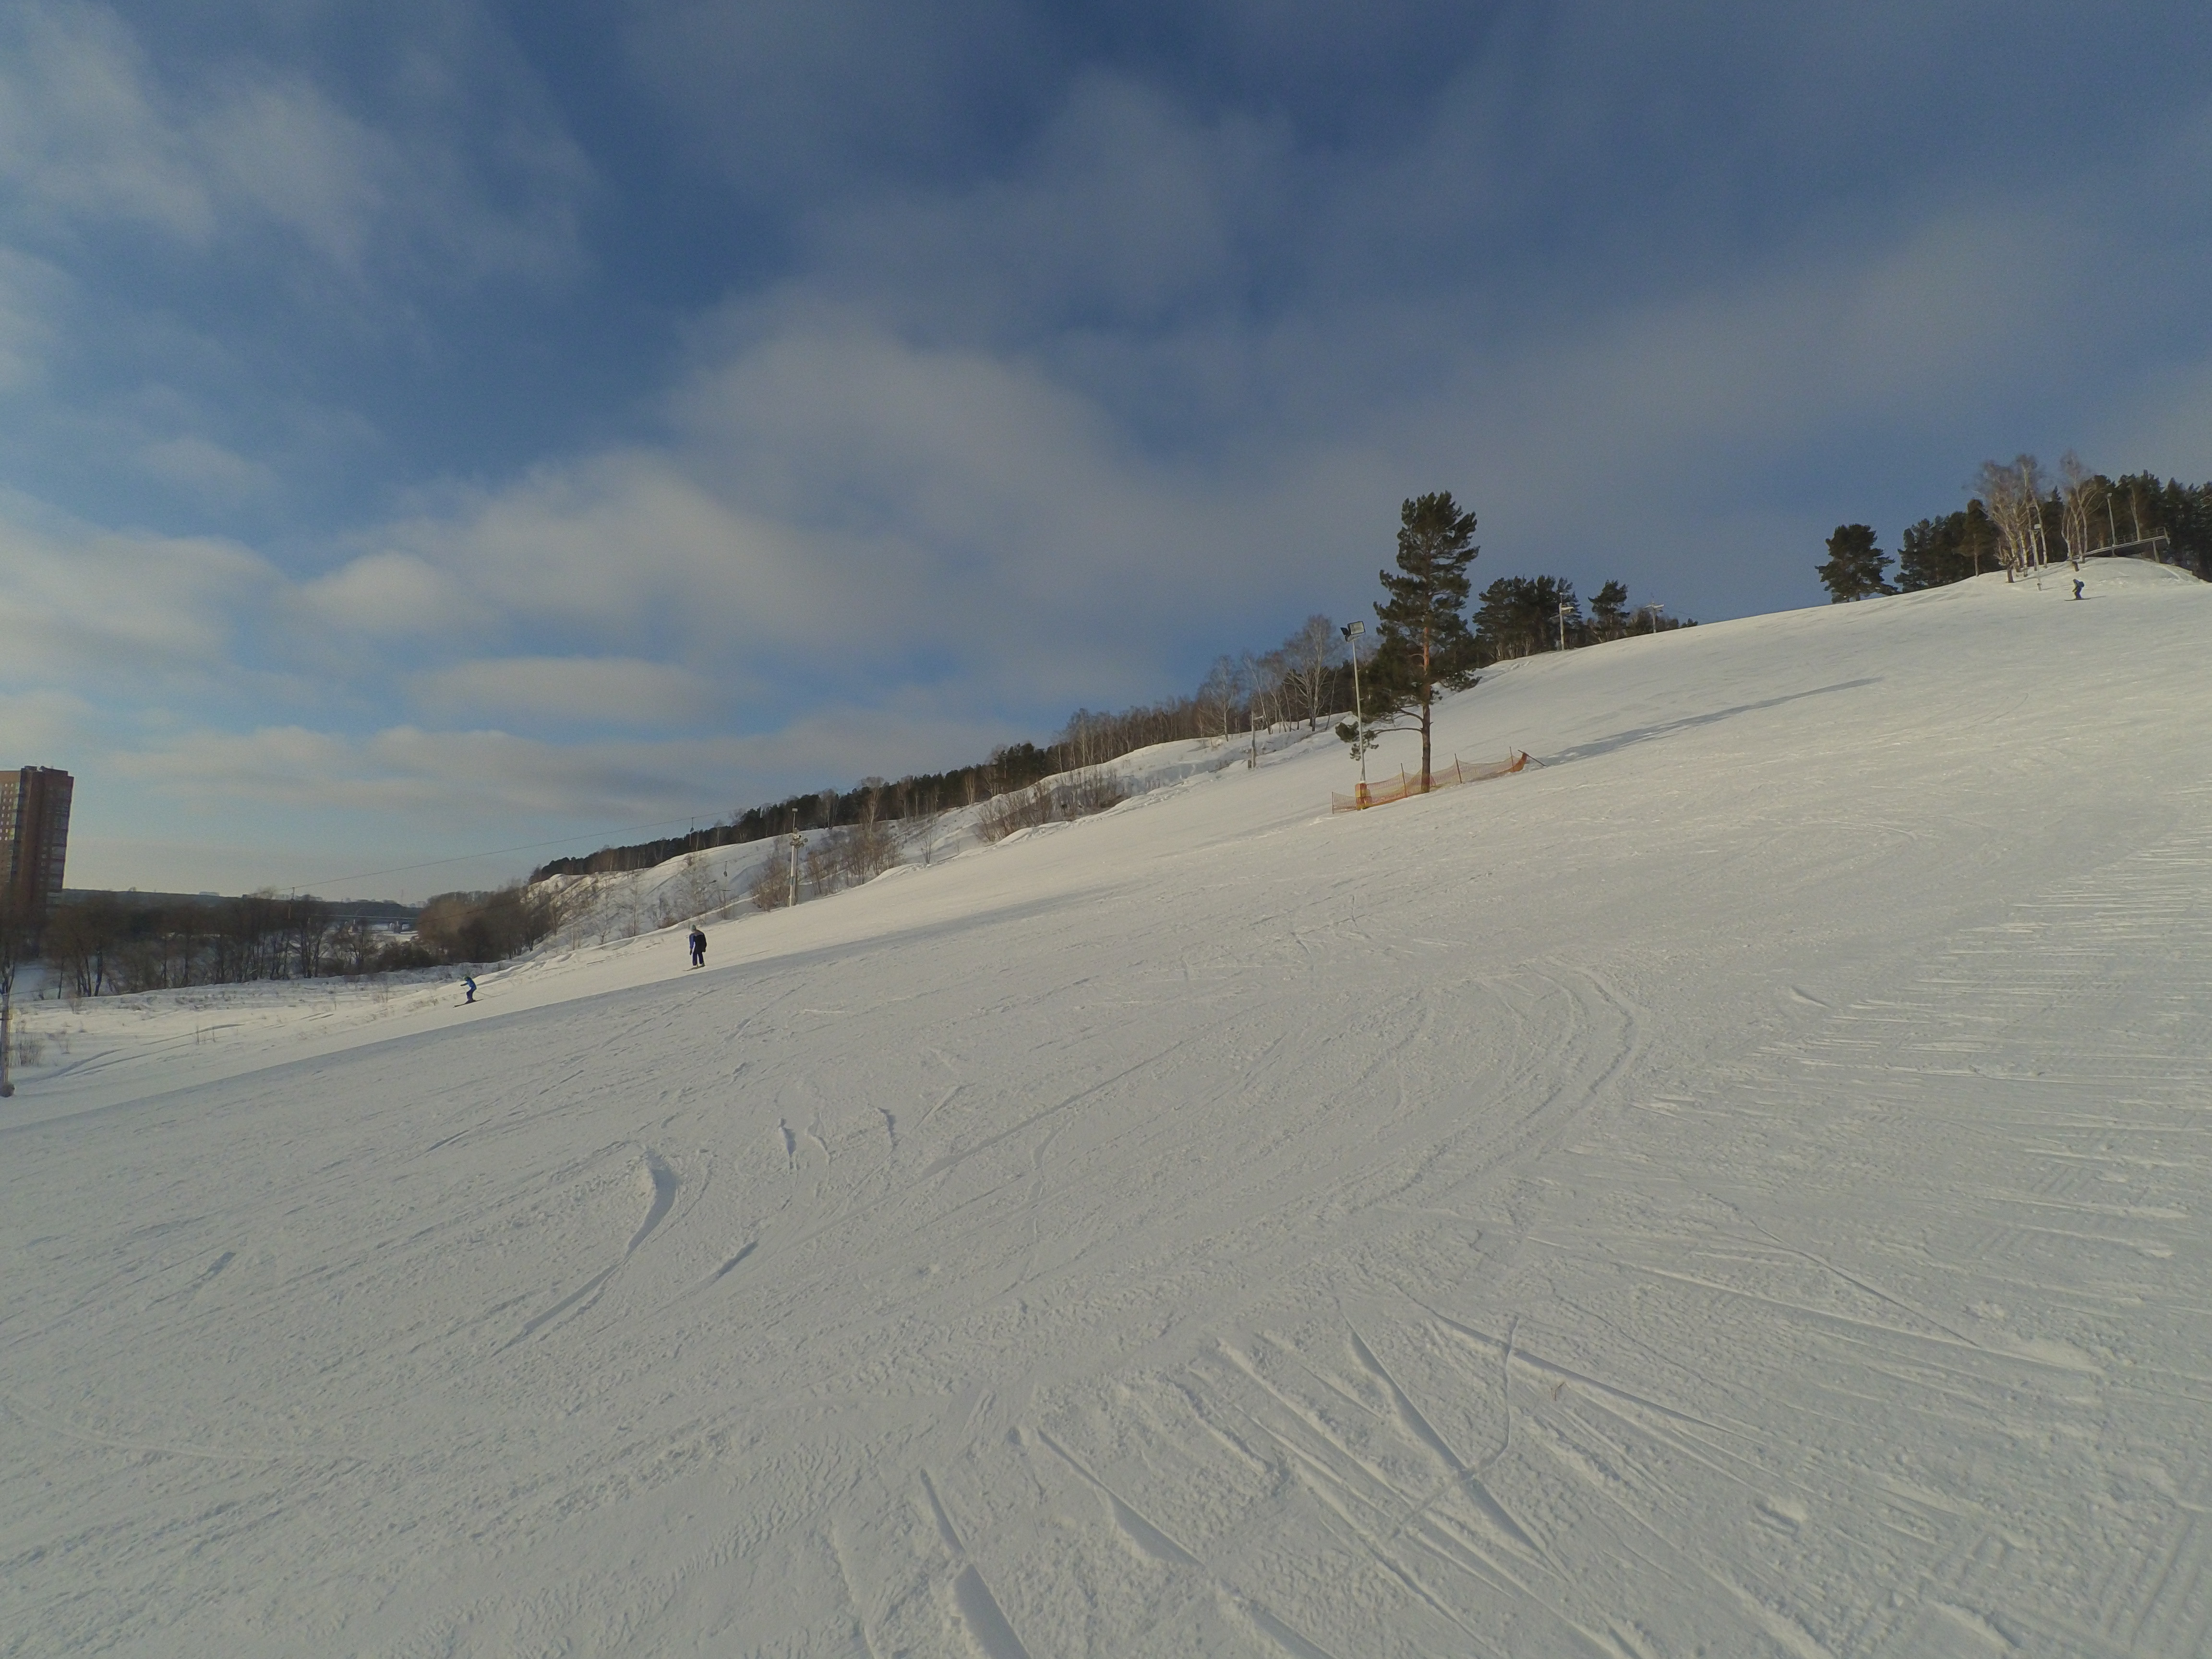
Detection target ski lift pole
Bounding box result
[0,983,12,1097]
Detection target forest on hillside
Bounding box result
[1817,461,2212,601]
[534,563,1687,884]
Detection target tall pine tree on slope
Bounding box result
[1340,492,1481,790]
[1816,523,1895,601]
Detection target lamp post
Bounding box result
[1341,620,1369,804]
[1557,600,1571,653]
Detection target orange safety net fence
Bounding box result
[1331,750,1533,813]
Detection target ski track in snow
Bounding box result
[4,565,2212,1653]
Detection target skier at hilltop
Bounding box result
[688,926,707,969]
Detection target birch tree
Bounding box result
[1976,456,2044,580]
[2058,451,2104,569]
[1279,613,1341,730]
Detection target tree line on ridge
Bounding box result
[1816,457,2212,601]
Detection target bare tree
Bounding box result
[289,897,333,979]
[747,852,793,911]
[835,791,901,887]
[2058,451,2104,570]
[1243,650,1292,735]
[1975,456,2045,580]
[656,851,728,926]
[1057,710,1107,769]
[1197,655,1239,742]
[1276,614,1340,730]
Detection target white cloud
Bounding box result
[376,452,827,653]
[0,685,93,757]
[340,317,1277,711]
[0,2,215,240]
[0,245,62,391]
[0,506,276,683]
[298,551,478,637]
[114,723,350,801]
[257,179,2117,750]
[410,656,715,726]
[373,182,2099,695]
[108,697,1015,828]
[0,0,590,283]
[138,433,276,501]
[193,74,391,271]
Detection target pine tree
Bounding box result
[1473,574,1578,658]
[1895,506,1995,591]
[1815,523,1895,601]
[1342,492,1481,791]
[1590,579,1630,639]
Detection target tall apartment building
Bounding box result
[0,766,73,920]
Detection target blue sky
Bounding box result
[3,0,2209,899]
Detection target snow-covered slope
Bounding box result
[6,561,2211,1656]
[527,722,1318,955]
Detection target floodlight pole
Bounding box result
[1342,621,1368,799]
[1557,601,1570,653]
[0,984,12,1098]
[787,827,803,909]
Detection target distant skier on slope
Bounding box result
[461,974,477,1005]
[2073,577,2085,600]
[688,926,707,969]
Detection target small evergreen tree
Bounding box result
[1340,491,1481,790]
[1815,523,1895,601]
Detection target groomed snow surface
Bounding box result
[6,561,2211,1657]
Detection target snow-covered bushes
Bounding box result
[975,766,1126,842]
